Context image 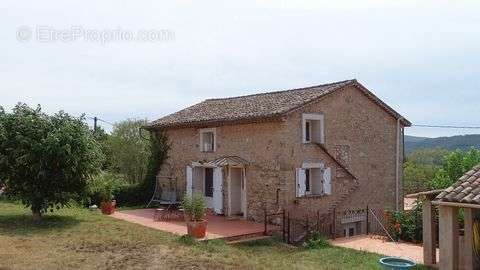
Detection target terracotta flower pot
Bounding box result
[186,219,208,239]
[100,200,116,215]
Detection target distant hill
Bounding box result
[405,134,480,153]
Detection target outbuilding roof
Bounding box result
[436,165,480,204]
[147,79,411,129]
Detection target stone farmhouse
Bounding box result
[146,79,411,237]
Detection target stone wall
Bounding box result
[159,120,289,221]
[286,85,405,212]
[156,84,406,221]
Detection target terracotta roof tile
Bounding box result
[147,79,411,129]
[471,187,480,195]
[461,193,475,203]
[436,165,480,204]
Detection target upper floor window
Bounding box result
[305,121,311,142]
[302,113,325,144]
[200,128,216,152]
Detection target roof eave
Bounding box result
[432,200,480,209]
[351,81,412,127]
[278,80,412,127]
[146,114,286,130]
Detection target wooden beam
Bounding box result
[463,208,476,270]
[405,189,444,199]
[439,205,459,270]
[432,201,480,209]
[423,200,437,265]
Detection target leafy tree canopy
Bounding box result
[403,148,449,194]
[0,104,103,220]
[404,147,480,194]
[406,148,449,167]
[109,119,151,184]
[429,148,480,190]
[91,126,113,170]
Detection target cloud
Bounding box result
[1,0,479,137]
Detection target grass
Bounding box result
[0,201,431,270]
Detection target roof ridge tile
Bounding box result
[204,79,356,102]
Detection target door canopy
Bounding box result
[196,156,249,167]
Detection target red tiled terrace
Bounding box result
[111,208,270,240]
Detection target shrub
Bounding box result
[114,184,146,206]
[100,130,170,207]
[386,201,423,242]
[85,172,127,205]
[182,193,206,221]
[304,231,330,249]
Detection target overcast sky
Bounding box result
[1,1,479,137]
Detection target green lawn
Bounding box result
[0,201,430,270]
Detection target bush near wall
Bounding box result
[114,184,147,206]
[82,128,169,207]
[84,171,127,206]
[386,201,423,243]
[113,131,169,207]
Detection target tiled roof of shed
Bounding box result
[147,79,411,129]
[436,165,480,204]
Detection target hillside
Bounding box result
[405,134,480,153]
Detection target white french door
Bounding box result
[188,165,223,214]
[203,167,214,209]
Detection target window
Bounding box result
[305,121,311,142]
[204,168,213,197]
[344,223,357,237]
[296,165,331,197]
[302,114,324,144]
[305,168,311,192]
[200,128,216,152]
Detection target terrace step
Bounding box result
[223,232,268,243]
[227,235,272,245]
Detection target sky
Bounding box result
[1,0,479,137]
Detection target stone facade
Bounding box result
[156,85,406,221]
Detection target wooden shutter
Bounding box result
[296,168,306,197]
[213,167,223,214]
[323,167,332,195]
[186,166,193,198]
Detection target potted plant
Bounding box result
[99,182,116,215]
[182,193,207,238]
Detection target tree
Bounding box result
[91,126,113,170]
[403,160,437,194]
[0,104,103,220]
[109,119,151,184]
[403,148,447,194]
[429,148,480,189]
[407,148,449,167]
[141,130,169,192]
[113,129,170,206]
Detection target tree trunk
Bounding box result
[32,210,42,222]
